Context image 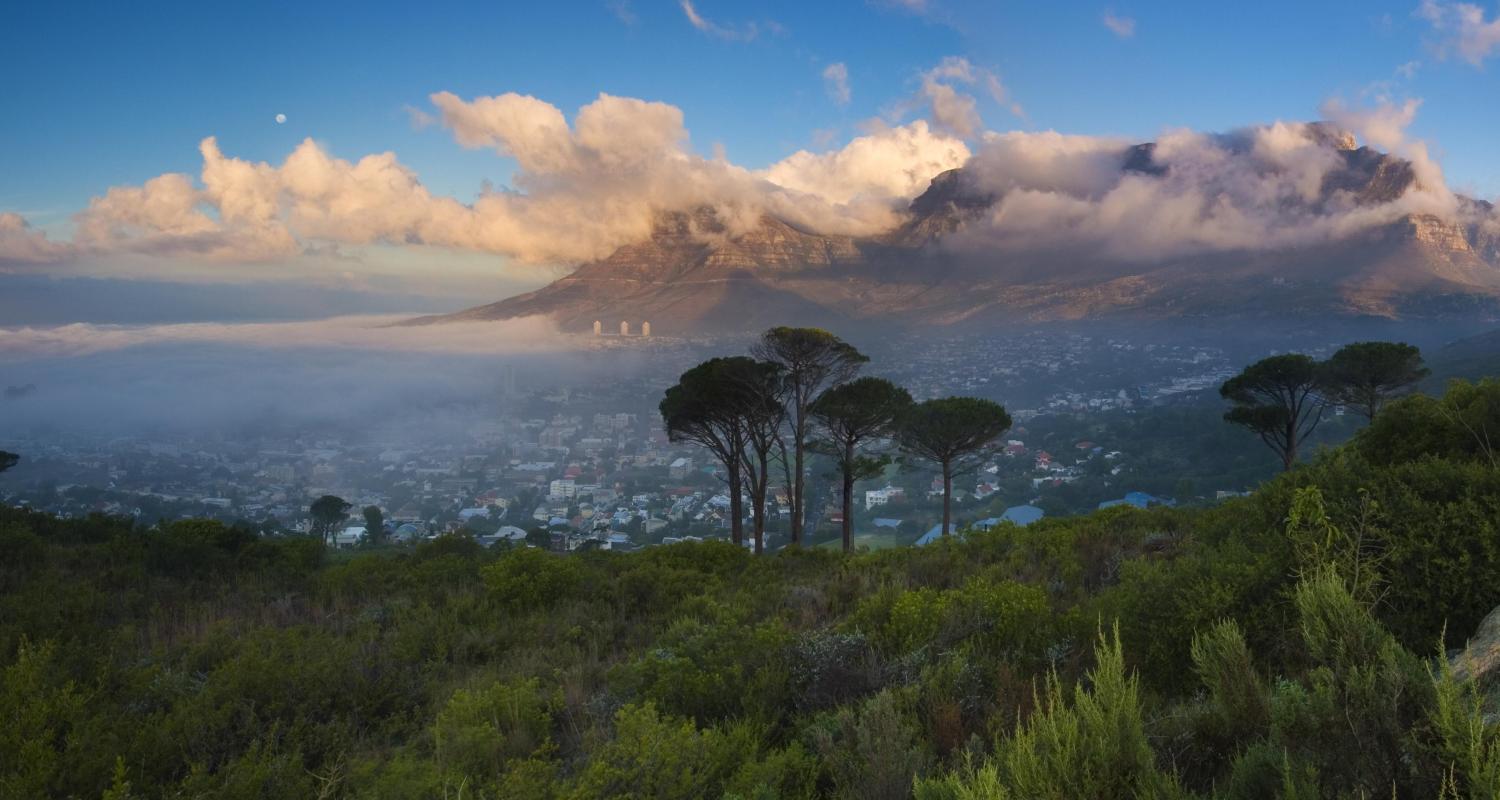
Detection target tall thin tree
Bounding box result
[811,377,912,553]
[660,358,751,545]
[897,397,1012,540]
[752,327,867,546]
[724,358,786,555]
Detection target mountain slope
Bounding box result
[409,130,1500,334]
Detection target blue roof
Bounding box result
[971,505,1045,531]
[1098,492,1174,510]
[915,523,960,546]
[1001,505,1046,526]
[917,506,1047,545]
[873,517,903,529]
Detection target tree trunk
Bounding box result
[841,442,855,554]
[777,437,794,548]
[792,425,805,546]
[1283,419,1297,472]
[728,458,744,545]
[756,455,768,556]
[941,460,953,537]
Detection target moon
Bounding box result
[275,113,287,124]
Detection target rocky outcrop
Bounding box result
[1451,604,1500,683]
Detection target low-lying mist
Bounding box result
[0,315,661,441]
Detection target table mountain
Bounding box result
[408,129,1500,334]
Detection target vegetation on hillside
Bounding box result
[5,378,1500,798]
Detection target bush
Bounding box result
[482,547,586,611]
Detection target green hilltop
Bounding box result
[4,379,1500,798]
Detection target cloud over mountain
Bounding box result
[945,112,1479,263]
[48,92,969,268]
[5,79,1495,284]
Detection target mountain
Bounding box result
[409,128,1500,335]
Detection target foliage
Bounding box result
[812,376,913,553]
[898,396,1012,537]
[1321,340,1429,421]
[362,505,384,543]
[1220,353,1327,471]
[752,326,869,545]
[4,378,1500,797]
[1356,378,1500,468]
[309,494,353,540]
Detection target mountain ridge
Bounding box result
[408,126,1500,334]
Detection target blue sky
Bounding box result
[1,0,1498,318]
[4,0,1497,220]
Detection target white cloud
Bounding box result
[678,0,769,41]
[761,120,971,205]
[1418,0,1500,65]
[10,85,1480,283]
[1319,97,1420,152]
[947,113,1465,263]
[0,213,70,266]
[823,62,852,106]
[915,57,1022,138]
[47,92,970,268]
[1102,10,1136,38]
[607,0,637,26]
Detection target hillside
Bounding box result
[5,379,1500,798]
[1428,325,1500,386]
[410,126,1500,335]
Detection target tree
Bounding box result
[810,378,913,554]
[309,495,352,544]
[0,451,16,475]
[661,359,751,545]
[723,358,787,556]
[363,505,385,545]
[752,327,868,546]
[1220,353,1326,471]
[1321,341,1429,421]
[897,397,1012,540]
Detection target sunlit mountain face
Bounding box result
[414,122,1500,335]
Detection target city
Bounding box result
[1,329,1343,553]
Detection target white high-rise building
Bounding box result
[620,321,630,336]
[593,320,602,336]
[642,321,651,337]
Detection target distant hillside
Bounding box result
[1427,325,1500,386]
[408,124,1500,334]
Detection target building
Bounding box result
[864,485,906,509]
[1098,491,1173,510]
[976,505,1046,529]
[914,523,960,546]
[334,525,367,548]
[549,478,577,500]
[669,457,693,479]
